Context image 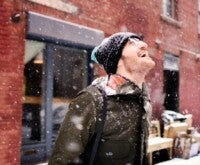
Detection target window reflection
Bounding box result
[22,40,45,144]
[52,45,88,141]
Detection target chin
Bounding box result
[144,60,156,73]
[150,60,156,69]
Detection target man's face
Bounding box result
[120,38,155,73]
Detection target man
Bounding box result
[48,32,155,165]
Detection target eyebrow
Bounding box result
[129,35,143,40]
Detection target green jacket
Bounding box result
[48,75,152,165]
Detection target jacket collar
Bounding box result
[92,74,146,96]
[92,74,152,124]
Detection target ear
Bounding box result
[116,58,123,71]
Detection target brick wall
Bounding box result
[24,0,200,129]
[0,0,25,164]
[1,0,200,164]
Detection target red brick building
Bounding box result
[0,0,200,164]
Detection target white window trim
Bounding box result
[163,53,179,71]
[161,0,182,28]
[162,0,177,20]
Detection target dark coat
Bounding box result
[48,75,152,165]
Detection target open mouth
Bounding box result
[139,53,148,58]
[141,53,146,57]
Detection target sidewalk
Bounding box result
[36,154,200,165]
[156,153,200,165]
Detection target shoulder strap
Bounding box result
[84,85,107,165]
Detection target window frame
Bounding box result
[198,0,200,34]
[162,0,178,20]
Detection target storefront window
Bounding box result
[22,40,89,144]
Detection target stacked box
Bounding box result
[174,132,199,159]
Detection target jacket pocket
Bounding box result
[98,140,131,159]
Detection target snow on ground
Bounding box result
[156,154,200,165]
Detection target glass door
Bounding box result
[21,40,91,164]
[163,53,179,112]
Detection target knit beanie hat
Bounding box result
[92,32,142,74]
